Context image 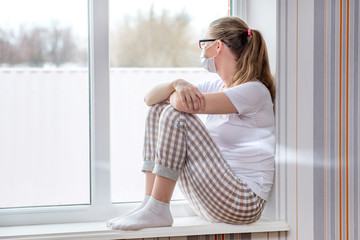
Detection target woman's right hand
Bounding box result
[173,79,205,112]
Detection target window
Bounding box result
[0,0,89,209]
[0,0,231,226]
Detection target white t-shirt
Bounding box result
[195,79,275,200]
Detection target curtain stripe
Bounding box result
[345,0,349,239]
[324,0,328,239]
[354,1,359,240]
[338,1,343,239]
[295,0,299,239]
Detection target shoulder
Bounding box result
[223,80,271,114]
[234,80,265,91]
[225,81,266,101]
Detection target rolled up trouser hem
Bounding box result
[142,160,155,172]
[153,163,180,181]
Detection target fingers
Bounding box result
[186,95,194,111]
[184,94,202,112]
[195,90,205,110]
[180,94,195,111]
[178,93,196,112]
[179,92,189,110]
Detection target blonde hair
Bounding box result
[209,17,275,102]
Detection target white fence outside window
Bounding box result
[0,68,219,208]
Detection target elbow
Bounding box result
[144,98,151,106]
[144,95,154,106]
[144,98,150,106]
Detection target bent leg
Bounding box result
[111,105,185,230]
[151,105,188,180]
[142,105,265,224]
[142,101,170,173]
[176,113,266,224]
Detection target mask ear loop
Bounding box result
[203,40,220,59]
[204,40,218,51]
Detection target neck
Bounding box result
[215,47,237,89]
[217,62,236,89]
[218,72,233,89]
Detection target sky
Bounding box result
[0,0,229,42]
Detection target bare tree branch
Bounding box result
[110,8,200,67]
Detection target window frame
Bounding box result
[0,0,235,227]
[0,0,110,226]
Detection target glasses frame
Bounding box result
[198,39,231,49]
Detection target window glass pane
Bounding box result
[0,0,89,208]
[110,0,228,203]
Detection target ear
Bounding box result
[216,40,222,54]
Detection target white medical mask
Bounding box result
[200,41,218,73]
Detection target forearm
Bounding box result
[170,91,238,114]
[144,81,176,106]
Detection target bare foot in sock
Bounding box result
[111,197,173,230]
[106,195,150,228]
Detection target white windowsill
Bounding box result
[0,216,289,240]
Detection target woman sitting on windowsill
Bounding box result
[106,16,276,230]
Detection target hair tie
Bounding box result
[248,28,252,37]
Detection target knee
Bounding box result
[160,105,178,118]
[147,102,170,118]
[159,105,183,126]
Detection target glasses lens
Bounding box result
[199,40,214,49]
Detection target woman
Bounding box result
[107,16,275,230]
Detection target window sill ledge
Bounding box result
[0,216,290,240]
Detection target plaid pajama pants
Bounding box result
[142,102,266,224]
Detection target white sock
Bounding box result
[106,195,151,228]
[111,197,173,230]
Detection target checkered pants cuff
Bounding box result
[142,160,155,172]
[153,163,180,181]
[142,161,180,181]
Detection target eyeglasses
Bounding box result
[198,39,231,49]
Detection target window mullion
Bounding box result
[89,0,111,209]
